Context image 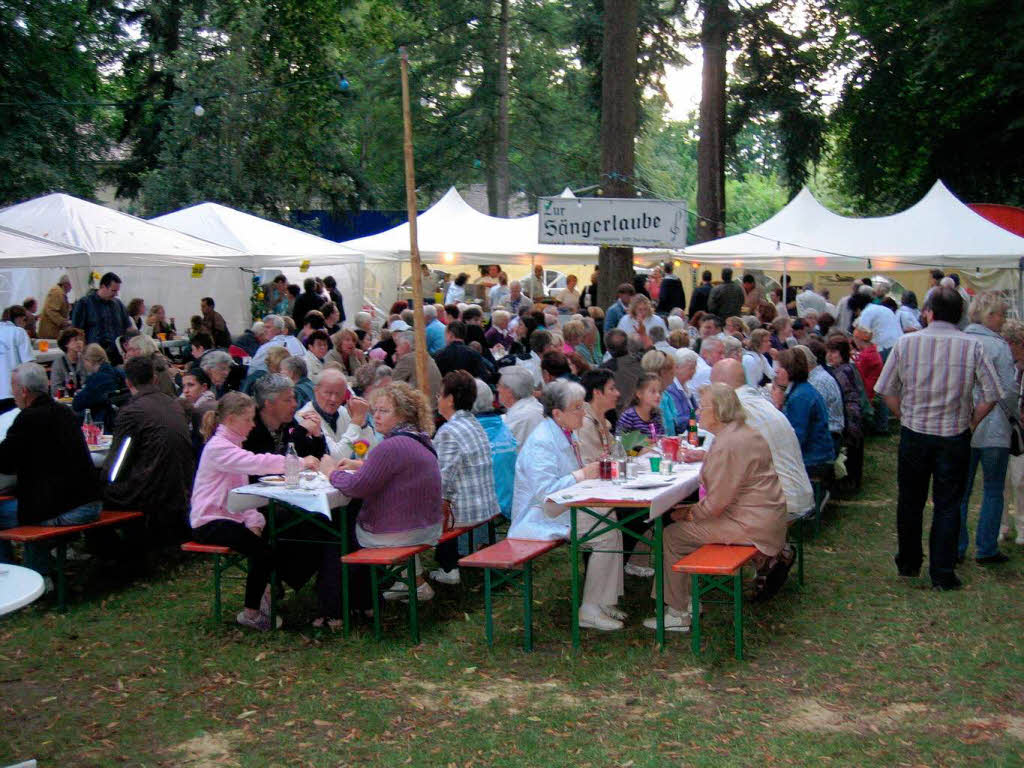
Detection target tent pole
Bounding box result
[399,47,429,397]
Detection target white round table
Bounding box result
[0,564,45,616]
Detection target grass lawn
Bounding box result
[2,433,1022,767]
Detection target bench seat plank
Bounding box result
[459,538,563,570]
[0,510,142,543]
[181,542,234,556]
[341,544,430,566]
[672,544,758,575]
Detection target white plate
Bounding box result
[622,477,675,490]
[258,475,286,485]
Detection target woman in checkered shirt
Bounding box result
[429,371,501,585]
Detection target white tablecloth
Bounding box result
[229,476,349,518]
[0,564,45,616]
[544,462,703,522]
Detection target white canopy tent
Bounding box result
[683,181,1024,272]
[341,186,608,265]
[0,224,89,267]
[0,194,251,333]
[151,202,365,327]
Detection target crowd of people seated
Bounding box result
[0,263,1016,632]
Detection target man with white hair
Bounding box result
[507,280,526,314]
[243,374,326,459]
[423,303,446,355]
[498,366,543,449]
[687,336,721,397]
[249,315,305,373]
[296,367,377,459]
[391,330,442,400]
[0,362,102,577]
[710,359,814,519]
[233,321,266,357]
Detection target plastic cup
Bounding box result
[660,437,680,461]
[38,340,49,352]
[157,333,167,341]
[648,456,661,473]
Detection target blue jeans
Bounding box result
[959,447,1009,559]
[23,501,102,575]
[0,497,17,563]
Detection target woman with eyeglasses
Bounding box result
[508,380,626,632]
[320,381,443,603]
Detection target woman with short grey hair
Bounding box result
[510,379,625,631]
[960,291,1017,563]
[200,349,234,396]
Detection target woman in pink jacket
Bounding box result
[190,392,317,630]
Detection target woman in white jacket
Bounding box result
[509,380,625,631]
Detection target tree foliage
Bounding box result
[830,0,1024,212]
[0,0,117,202]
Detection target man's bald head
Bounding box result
[710,358,746,389]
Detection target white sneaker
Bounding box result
[43,576,54,594]
[406,581,434,602]
[579,603,623,631]
[624,563,654,578]
[601,604,628,621]
[429,567,461,585]
[643,607,691,633]
[383,581,409,601]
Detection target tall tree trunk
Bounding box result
[597,0,639,306]
[696,0,730,242]
[494,0,511,217]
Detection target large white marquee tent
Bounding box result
[683,181,1024,274]
[151,202,365,325]
[0,194,252,332]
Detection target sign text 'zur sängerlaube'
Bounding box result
[537,197,687,248]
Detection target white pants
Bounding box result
[1002,455,1024,537]
[576,510,625,606]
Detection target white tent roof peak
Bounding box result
[0,193,244,267]
[341,182,672,266]
[150,201,363,268]
[684,179,1024,270]
[0,224,89,267]
[559,187,576,198]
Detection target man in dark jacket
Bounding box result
[243,374,327,461]
[600,329,644,415]
[103,356,194,545]
[707,267,745,319]
[0,362,102,575]
[688,270,713,316]
[291,278,326,327]
[71,272,130,364]
[200,297,231,348]
[655,261,687,315]
[432,321,492,381]
[323,275,346,324]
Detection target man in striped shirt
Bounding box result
[875,287,1003,591]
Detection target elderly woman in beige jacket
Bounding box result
[645,382,788,632]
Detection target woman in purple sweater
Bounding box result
[321,381,443,602]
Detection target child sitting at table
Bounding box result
[189,392,318,631]
[615,373,664,437]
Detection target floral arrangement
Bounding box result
[352,440,370,458]
[249,274,265,322]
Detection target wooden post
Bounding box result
[399,46,430,397]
